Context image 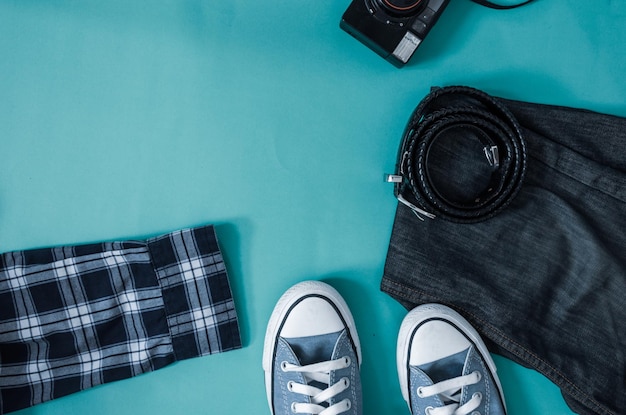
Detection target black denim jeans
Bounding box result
[382,90,626,415]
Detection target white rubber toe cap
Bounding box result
[280,296,345,338]
[409,319,471,366]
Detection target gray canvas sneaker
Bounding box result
[263,281,362,415]
[397,304,507,415]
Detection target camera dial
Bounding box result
[379,0,425,16]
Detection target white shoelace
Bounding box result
[417,371,483,415]
[281,356,352,415]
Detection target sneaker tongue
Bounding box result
[417,348,469,384]
[284,330,343,366]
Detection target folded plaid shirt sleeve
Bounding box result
[0,225,241,414]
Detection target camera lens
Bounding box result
[379,0,425,15]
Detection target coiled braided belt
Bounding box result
[387,86,527,223]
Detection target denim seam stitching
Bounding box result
[528,153,626,204]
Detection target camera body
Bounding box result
[340,0,450,67]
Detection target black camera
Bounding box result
[340,0,450,67]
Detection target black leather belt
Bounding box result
[387,86,527,223]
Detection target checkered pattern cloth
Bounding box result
[0,225,241,414]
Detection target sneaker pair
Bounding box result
[263,281,507,415]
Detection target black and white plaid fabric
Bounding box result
[0,225,241,414]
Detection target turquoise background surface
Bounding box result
[2,1,625,414]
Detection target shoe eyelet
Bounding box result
[345,399,352,409]
[425,406,434,415]
[342,377,350,387]
[416,386,425,397]
[473,370,482,382]
[291,402,297,413]
[287,381,294,391]
[473,392,483,401]
[471,412,481,415]
[344,356,351,367]
[281,361,288,371]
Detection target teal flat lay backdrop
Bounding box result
[1,1,625,414]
